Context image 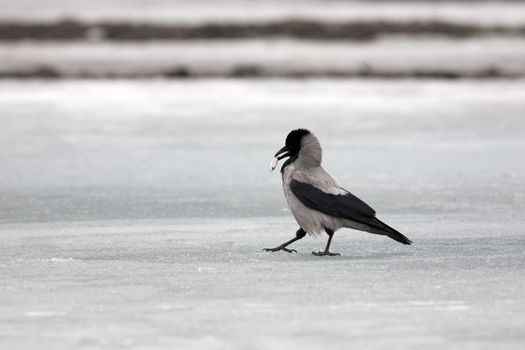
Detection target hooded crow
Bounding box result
[265,129,412,256]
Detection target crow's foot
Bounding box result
[312,251,340,256]
[263,246,297,253]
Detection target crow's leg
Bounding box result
[312,229,340,256]
[264,228,306,253]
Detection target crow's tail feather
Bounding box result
[373,218,412,245]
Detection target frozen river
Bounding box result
[1,79,524,349]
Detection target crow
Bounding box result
[265,129,412,256]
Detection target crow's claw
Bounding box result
[312,251,340,256]
[264,246,297,253]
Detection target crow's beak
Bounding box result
[269,146,290,172]
[274,146,290,160]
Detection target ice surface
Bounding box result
[1,218,524,349]
[0,79,525,349]
[1,79,524,223]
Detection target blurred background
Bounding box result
[1,0,524,223]
[2,0,525,78]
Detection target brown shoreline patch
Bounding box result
[0,65,519,80]
[0,19,524,41]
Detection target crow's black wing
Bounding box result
[289,179,412,244]
[290,179,375,220]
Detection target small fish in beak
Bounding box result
[269,157,278,172]
[270,145,290,172]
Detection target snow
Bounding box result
[1,79,525,349]
[2,0,525,26]
[2,37,525,77]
